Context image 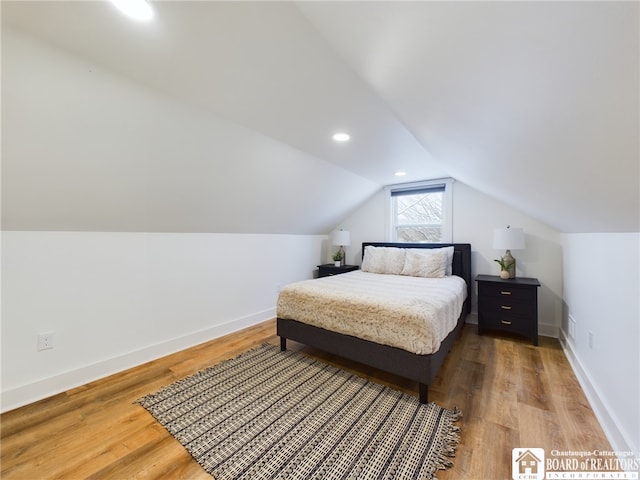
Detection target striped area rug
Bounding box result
[137,343,461,480]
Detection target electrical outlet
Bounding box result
[588,331,594,349]
[37,332,55,351]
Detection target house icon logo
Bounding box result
[512,448,545,480]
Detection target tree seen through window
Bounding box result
[393,188,444,242]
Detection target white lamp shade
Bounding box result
[493,227,525,250]
[332,230,351,246]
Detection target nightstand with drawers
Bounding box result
[475,274,541,346]
[317,264,359,278]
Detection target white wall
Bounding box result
[561,233,639,456]
[2,26,378,235]
[1,231,326,412]
[335,181,564,335]
[0,27,358,412]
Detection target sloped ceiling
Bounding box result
[2,1,638,234]
[297,1,639,233]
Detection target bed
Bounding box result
[277,242,472,403]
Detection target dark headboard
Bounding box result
[361,242,472,316]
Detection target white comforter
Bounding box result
[277,270,467,355]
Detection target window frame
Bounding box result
[384,178,454,243]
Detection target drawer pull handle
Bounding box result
[501,320,512,325]
[500,291,512,295]
[500,305,512,310]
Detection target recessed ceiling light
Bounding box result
[394,171,407,177]
[332,132,350,142]
[110,0,154,22]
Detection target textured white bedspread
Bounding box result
[277,271,467,355]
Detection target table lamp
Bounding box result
[332,230,351,266]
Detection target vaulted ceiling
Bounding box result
[2,1,638,234]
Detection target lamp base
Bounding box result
[503,250,516,278]
[338,246,346,266]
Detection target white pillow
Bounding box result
[400,249,448,278]
[408,246,454,276]
[361,246,406,275]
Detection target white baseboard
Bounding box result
[465,312,479,325]
[1,309,275,413]
[539,323,559,338]
[558,328,637,462]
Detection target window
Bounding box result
[386,179,454,243]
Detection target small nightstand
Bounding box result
[475,274,541,346]
[317,264,359,278]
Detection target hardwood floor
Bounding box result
[1,320,613,479]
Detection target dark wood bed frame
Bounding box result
[277,242,472,404]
